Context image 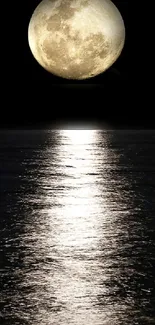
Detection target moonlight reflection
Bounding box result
[56,130,102,250]
[15,130,134,325]
[41,130,112,325]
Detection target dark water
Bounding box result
[0,130,155,325]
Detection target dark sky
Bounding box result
[2,1,148,129]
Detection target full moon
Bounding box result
[28,0,125,80]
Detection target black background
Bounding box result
[1,1,141,129]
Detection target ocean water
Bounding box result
[0,129,155,325]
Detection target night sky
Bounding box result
[2,1,146,129]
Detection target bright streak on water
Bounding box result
[0,129,155,325]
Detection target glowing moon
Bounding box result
[28,0,125,80]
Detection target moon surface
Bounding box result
[28,0,125,80]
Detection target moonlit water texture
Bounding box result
[0,130,155,325]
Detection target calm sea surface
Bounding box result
[0,130,155,325]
